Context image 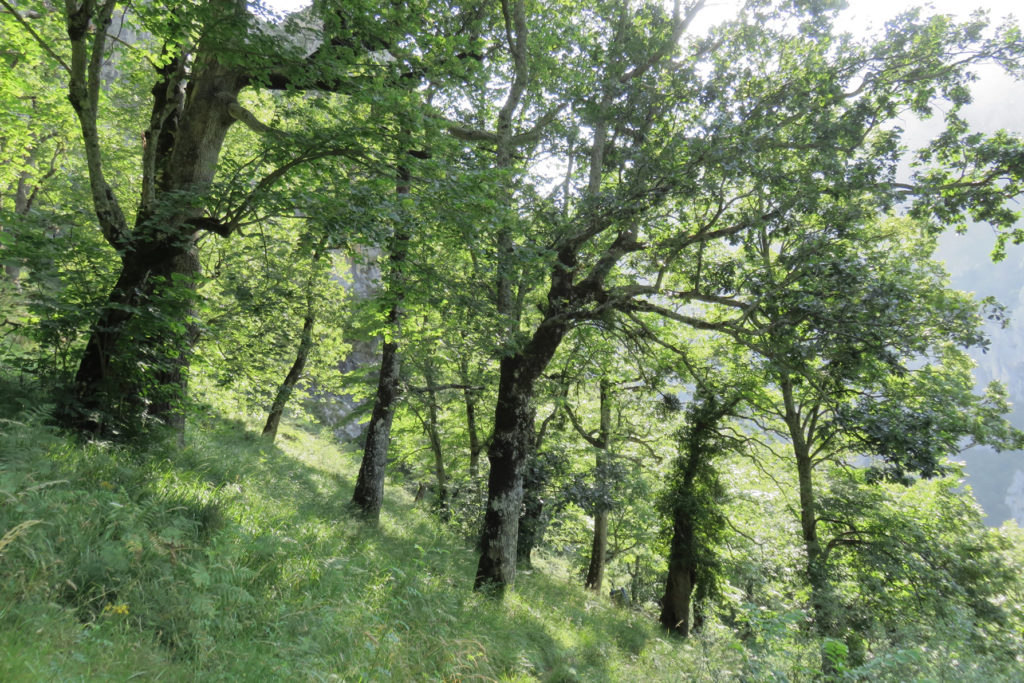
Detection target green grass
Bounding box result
[2,382,1023,681]
[0,392,718,682]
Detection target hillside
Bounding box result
[0,387,731,682]
[4,1,1024,679]
[2,380,1023,681]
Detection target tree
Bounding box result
[350,153,413,522]
[468,0,1024,594]
[4,0,404,436]
[659,382,737,636]
[726,214,1023,669]
[471,0,710,594]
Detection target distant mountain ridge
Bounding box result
[938,231,1024,525]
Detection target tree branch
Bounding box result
[225,97,283,136]
[65,0,130,250]
[564,401,604,449]
[406,383,485,393]
[0,0,71,73]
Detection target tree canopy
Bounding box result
[2,0,1024,676]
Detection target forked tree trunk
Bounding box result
[61,2,247,436]
[475,315,567,593]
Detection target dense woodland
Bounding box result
[3,0,1024,679]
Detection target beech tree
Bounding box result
[6,0,426,436]
[465,0,1024,594]
[720,214,1023,669]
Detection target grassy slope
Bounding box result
[0,395,729,682]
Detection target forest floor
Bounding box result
[0,384,749,682]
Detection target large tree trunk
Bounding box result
[585,378,613,591]
[780,379,827,620]
[661,499,697,635]
[64,237,204,433]
[660,447,700,635]
[149,245,202,439]
[475,314,567,593]
[475,356,534,592]
[60,2,247,436]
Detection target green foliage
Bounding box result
[196,219,350,421]
[2,0,1024,677]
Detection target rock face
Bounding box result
[1006,470,1024,526]
[938,234,1024,526]
[306,247,381,442]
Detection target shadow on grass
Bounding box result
[1,389,662,680]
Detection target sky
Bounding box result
[693,0,1019,31]
[262,0,1020,24]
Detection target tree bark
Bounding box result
[351,163,411,522]
[61,244,188,431]
[475,356,532,592]
[660,447,701,635]
[475,310,568,592]
[585,378,613,591]
[263,312,316,442]
[661,499,697,635]
[351,336,401,522]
